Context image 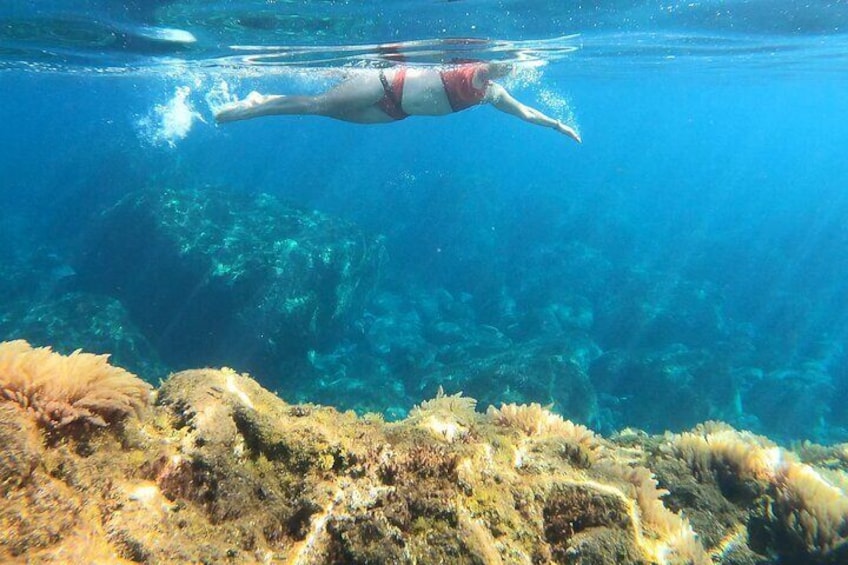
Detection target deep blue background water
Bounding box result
[3,0,848,443]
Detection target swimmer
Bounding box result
[214,62,581,143]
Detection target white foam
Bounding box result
[136,85,203,148]
[504,63,544,90]
[204,79,239,116]
[539,87,580,133]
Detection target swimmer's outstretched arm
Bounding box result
[485,83,582,143]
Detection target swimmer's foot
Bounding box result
[214,91,268,123]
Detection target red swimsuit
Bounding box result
[377,63,489,121]
[377,68,409,120]
[439,63,489,112]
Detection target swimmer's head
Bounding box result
[481,62,514,80]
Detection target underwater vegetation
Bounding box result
[0,340,151,432]
[71,187,386,372]
[2,340,847,564]
[0,291,168,380]
[2,184,843,444]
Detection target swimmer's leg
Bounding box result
[215,92,319,123]
[215,71,389,124]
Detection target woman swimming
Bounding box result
[215,62,581,143]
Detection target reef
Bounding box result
[71,188,386,371]
[5,181,845,445]
[2,340,847,564]
[0,291,167,380]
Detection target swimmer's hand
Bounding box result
[556,122,582,143]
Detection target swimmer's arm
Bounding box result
[485,83,582,143]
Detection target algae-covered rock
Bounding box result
[73,188,386,370]
[590,345,734,433]
[3,349,848,565]
[418,337,600,426]
[0,403,41,497]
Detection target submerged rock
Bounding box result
[0,292,167,381]
[3,341,848,564]
[744,365,834,442]
[590,345,736,433]
[418,337,601,426]
[4,342,845,564]
[73,188,386,371]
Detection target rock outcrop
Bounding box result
[2,343,846,564]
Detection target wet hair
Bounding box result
[446,58,513,79]
[483,62,514,80]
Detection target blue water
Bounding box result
[3,1,848,443]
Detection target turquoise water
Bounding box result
[2,1,848,443]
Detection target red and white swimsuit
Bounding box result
[439,63,490,112]
[378,67,409,120]
[377,63,489,121]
